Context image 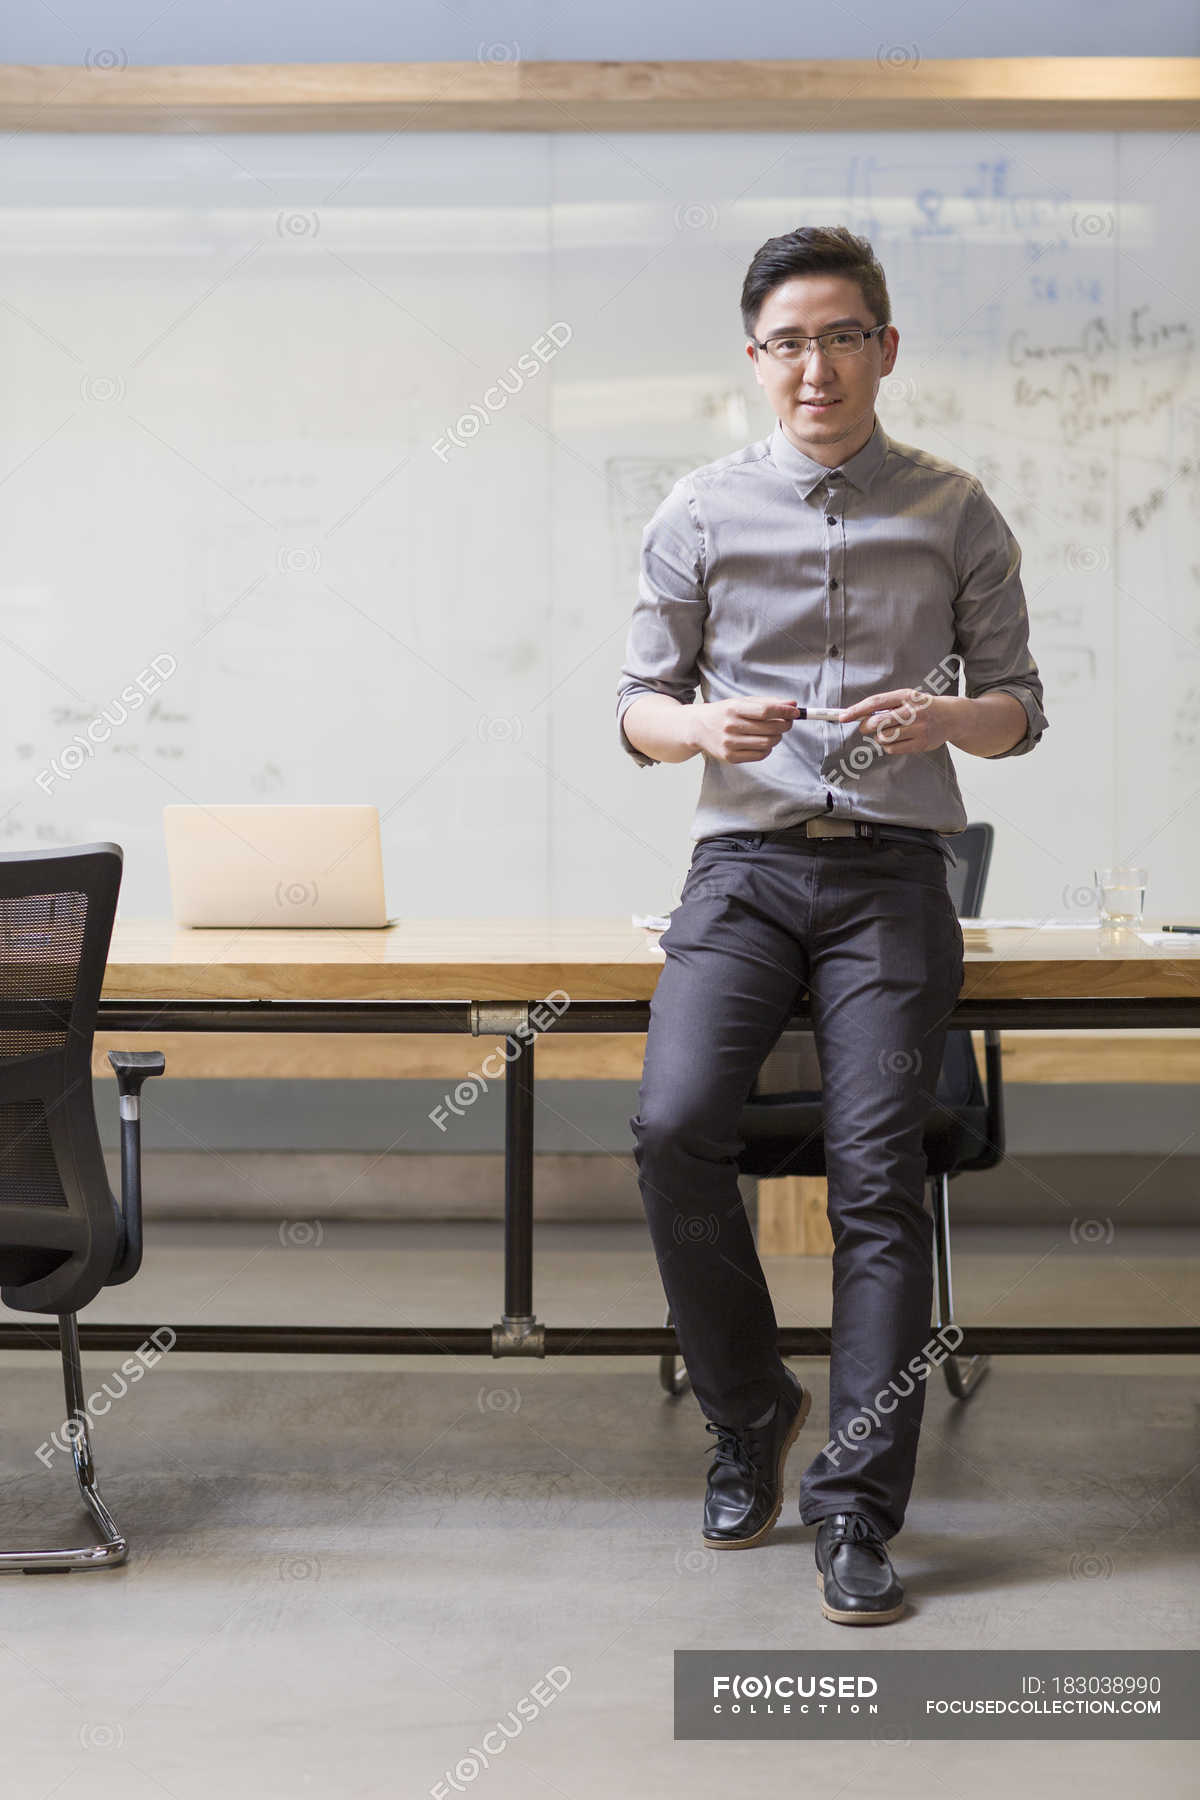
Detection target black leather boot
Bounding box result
[701,1366,811,1550]
[814,1511,905,1624]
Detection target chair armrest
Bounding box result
[108,1049,166,1102]
[106,1049,166,1284]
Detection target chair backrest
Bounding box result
[935,822,993,1110]
[945,821,992,921]
[0,843,124,1314]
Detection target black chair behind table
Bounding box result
[660,822,1004,1406]
[0,844,165,1573]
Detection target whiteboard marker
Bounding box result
[792,706,846,721]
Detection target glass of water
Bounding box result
[1094,866,1148,925]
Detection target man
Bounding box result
[615,225,1047,1625]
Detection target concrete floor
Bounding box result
[0,1217,1196,1797]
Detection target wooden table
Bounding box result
[94,914,1200,1004]
[5,917,1197,1362]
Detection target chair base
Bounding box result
[932,1172,991,1402]
[0,1313,128,1574]
[659,1306,691,1397]
[941,1350,991,1400]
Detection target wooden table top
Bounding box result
[99,917,1200,1003]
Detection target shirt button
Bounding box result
[828,644,839,657]
[826,514,837,526]
[830,577,839,589]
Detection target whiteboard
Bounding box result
[1,129,1197,923]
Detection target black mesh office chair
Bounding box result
[660,823,1004,1406]
[0,844,164,1572]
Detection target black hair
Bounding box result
[740,225,892,340]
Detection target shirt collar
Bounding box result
[768,413,890,497]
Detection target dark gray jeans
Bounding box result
[631,826,965,1541]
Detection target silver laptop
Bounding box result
[164,804,391,928]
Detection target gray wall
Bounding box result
[5,3,1197,63]
[96,1077,1200,1160]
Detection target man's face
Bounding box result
[746,273,898,466]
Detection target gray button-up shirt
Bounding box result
[616,414,1048,845]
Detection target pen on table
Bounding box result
[1161,924,1200,933]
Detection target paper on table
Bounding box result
[958,917,1101,929]
[637,912,1111,932]
[639,913,1194,944]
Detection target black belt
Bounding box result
[702,819,957,865]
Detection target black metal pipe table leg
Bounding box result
[488,1022,544,1356]
[504,1028,535,1320]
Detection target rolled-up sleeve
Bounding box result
[616,479,708,767]
[952,477,1049,759]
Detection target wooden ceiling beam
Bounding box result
[0,58,1195,133]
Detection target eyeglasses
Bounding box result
[752,324,887,363]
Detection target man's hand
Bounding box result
[689,696,801,764]
[836,688,951,755]
[837,688,1029,757]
